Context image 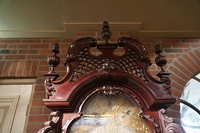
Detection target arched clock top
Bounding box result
[38,21,184,133]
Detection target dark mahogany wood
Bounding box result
[38,21,184,133]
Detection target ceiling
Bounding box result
[0,0,200,38]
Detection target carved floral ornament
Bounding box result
[38,21,184,133]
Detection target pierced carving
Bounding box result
[99,60,119,72]
[118,37,151,63]
[65,37,97,63]
[158,109,184,133]
[38,111,63,133]
[70,48,147,82]
[97,85,123,97]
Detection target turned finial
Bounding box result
[155,44,167,72]
[47,43,60,73]
[101,21,112,43]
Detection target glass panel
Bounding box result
[180,73,200,133]
[70,94,152,133]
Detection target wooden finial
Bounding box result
[101,21,112,43]
[47,43,60,73]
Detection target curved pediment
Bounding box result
[39,21,183,133]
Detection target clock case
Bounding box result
[38,21,183,133]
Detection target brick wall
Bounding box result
[0,31,200,132]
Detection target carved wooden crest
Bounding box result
[38,21,184,133]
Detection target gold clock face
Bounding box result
[70,94,152,133]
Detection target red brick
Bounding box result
[26,123,40,132]
[33,92,45,99]
[30,61,39,76]
[62,38,74,43]
[36,78,45,85]
[182,54,199,71]
[39,66,49,71]
[164,53,176,59]
[24,61,32,76]
[27,55,47,59]
[189,51,200,66]
[0,39,20,43]
[39,49,51,54]
[37,71,46,78]
[149,64,157,71]
[32,100,45,106]
[110,37,119,42]
[21,39,42,43]
[43,107,52,114]
[181,39,198,43]
[55,65,66,71]
[9,61,18,76]
[171,74,187,89]
[194,49,200,59]
[141,39,161,43]
[0,44,7,48]
[8,49,18,54]
[172,43,190,48]
[42,39,61,43]
[173,61,192,78]
[30,107,43,114]
[2,61,12,76]
[169,66,188,83]
[147,48,155,54]
[183,48,191,52]
[34,85,45,91]
[74,37,83,41]
[171,82,185,93]
[29,115,48,123]
[172,88,182,98]
[7,44,28,48]
[60,48,68,54]
[175,53,182,57]
[29,44,49,48]
[40,60,48,65]
[18,49,38,54]
[148,53,156,59]
[190,43,200,47]
[58,43,71,49]
[178,57,196,73]
[16,60,25,76]
[143,44,152,49]
[0,61,5,75]
[5,55,26,60]
[149,70,160,77]
[111,31,120,36]
[119,31,130,37]
[161,39,180,43]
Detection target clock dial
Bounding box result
[70,94,152,133]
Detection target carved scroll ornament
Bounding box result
[38,21,183,133]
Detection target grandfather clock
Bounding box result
[38,21,184,133]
